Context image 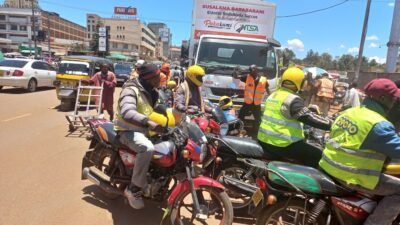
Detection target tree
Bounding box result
[319,52,334,70]
[338,54,355,71]
[277,48,296,67]
[302,50,320,66]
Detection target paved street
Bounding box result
[0,87,254,225]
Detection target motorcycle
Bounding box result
[234,158,400,225]
[81,105,233,225]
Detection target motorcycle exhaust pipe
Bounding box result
[222,176,259,195]
[82,167,122,196]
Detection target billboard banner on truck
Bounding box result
[193,0,275,40]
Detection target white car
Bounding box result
[0,59,56,92]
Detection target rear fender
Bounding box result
[167,176,225,206]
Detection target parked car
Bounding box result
[114,63,132,85]
[0,59,56,92]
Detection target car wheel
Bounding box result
[0,86,3,90]
[27,79,37,92]
[60,99,74,112]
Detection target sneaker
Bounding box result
[124,186,144,209]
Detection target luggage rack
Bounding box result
[65,80,104,132]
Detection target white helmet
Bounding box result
[135,59,145,67]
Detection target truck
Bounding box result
[188,0,280,106]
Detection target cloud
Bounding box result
[368,42,378,48]
[287,39,304,51]
[369,56,386,64]
[366,35,379,41]
[388,2,395,7]
[295,30,302,35]
[348,47,359,54]
[340,44,345,48]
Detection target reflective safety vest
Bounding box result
[319,106,387,190]
[179,80,205,113]
[244,75,267,105]
[317,78,334,99]
[114,86,153,132]
[257,88,304,147]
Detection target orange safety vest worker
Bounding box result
[160,72,169,87]
[317,78,334,99]
[244,75,267,105]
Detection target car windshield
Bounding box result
[114,64,131,74]
[0,60,28,68]
[58,62,90,75]
[197,37,277,78]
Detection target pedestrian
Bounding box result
[235,64,269,137]
[342,82,360,110]
[159,63,171,88]
[300,72,314,107]
[312,73,335,116]
[84,63,116,121]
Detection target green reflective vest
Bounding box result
[257,88,304,147]
[319,106,387,190]
[114,86,153,131]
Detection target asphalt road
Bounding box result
[0,87,255,225]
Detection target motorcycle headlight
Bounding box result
[220,123,229,136]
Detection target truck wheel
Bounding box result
[60,99,73,112]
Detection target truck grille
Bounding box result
[210,87,244,98]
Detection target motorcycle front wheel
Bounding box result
[170,187,233,225]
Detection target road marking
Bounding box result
[2,113,31,122]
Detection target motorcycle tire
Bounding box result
[94,146,127,199]
[256,198,325,225]
[169,187,233,225]
[205,161,256,216]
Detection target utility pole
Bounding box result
[354,0,372,82]
[47,14,51,58]
[31,0,37,58]
[385,0,400,73]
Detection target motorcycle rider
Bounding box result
[319,78,400,225]
[159,63,171,88]
[114,63,164,209]
[174,65,211,114]
[258,67,331,168]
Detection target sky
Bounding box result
[3,0,396,62]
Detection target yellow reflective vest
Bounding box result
[258,88,304,147]
[319,106,387,190]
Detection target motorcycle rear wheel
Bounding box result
[256,198,325,225]
[94,147,126,199]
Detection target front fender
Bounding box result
[167,176,224,206]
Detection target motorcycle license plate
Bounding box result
[252,188,263,207]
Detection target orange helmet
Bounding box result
[161,63,171,74]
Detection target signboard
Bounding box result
[98,27,107,37]
[192,0,276,40]
[114,7,137,15]
[98,37,106,52]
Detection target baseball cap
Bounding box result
[363,78,400,98]
[139,63,160,80]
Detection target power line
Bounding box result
[277,0,349,18]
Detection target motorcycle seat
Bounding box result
[221,136,265,159]
[267,161,353,196]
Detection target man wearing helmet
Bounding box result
[130,59,145,80]
[114,63,165,210]
[319,79,400,225]
[258,67,331,168]
[174,65,211,114]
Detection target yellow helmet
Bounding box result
[281,67,305,91]
[186,65,205,86]
[167,80,177,89]
[219,96,233,110]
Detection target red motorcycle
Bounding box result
[81,110,233,225]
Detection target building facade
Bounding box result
[86,14,157,58]
[3,0,38,9]
[148,23,171,58]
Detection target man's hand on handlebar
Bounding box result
[147,121,166,134]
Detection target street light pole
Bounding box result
[354,0,372,82]
[31,0,37,58]
[385,0,400,73]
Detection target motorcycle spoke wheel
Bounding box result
[173,187,233,225]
